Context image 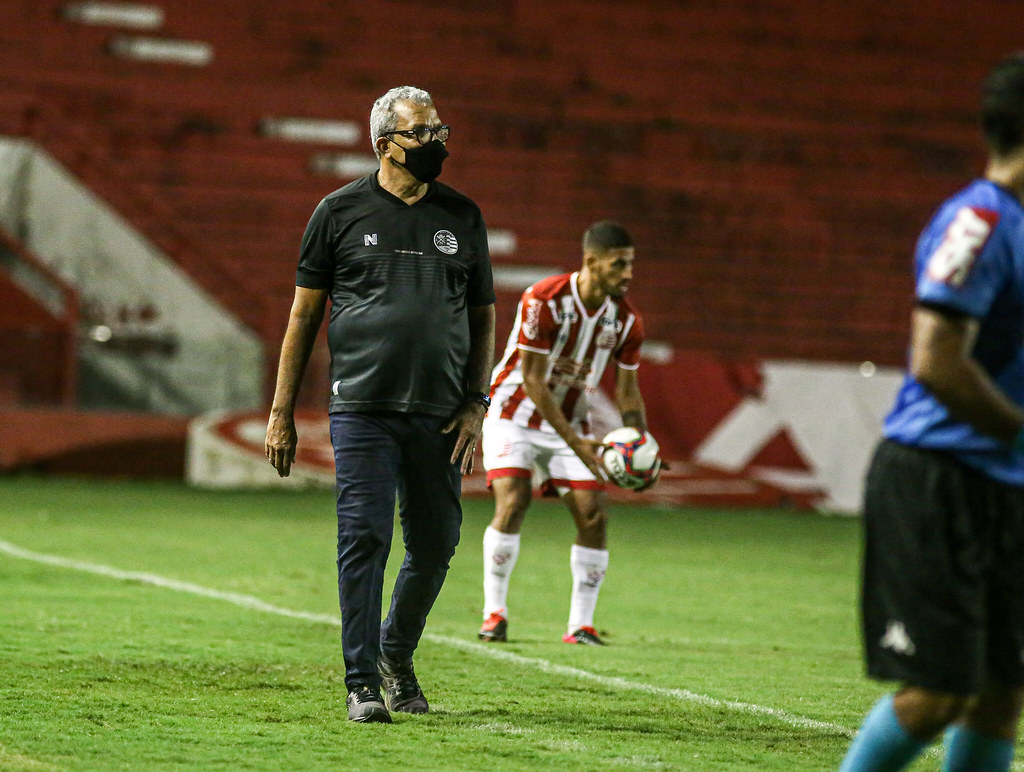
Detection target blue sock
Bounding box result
[943,725,1014,772]
[839,694,929,771]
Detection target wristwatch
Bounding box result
[467,391,491,410]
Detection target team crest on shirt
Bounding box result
[433,230,459,254]
[595,329,617,350]
[595,316,621,350]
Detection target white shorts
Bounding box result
[482,418,602,494]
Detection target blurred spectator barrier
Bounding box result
[0,137,263,413]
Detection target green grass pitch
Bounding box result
[0,475,964,770]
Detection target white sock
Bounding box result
[483,526,520,618]
[567,544,609,634]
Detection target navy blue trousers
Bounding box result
[329,412,463,690]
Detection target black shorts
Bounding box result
[861,439,1024,694]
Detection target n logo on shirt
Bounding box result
[364,234,378,247]
[926,207,999,287]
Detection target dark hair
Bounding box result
[582,220,633,253]
[982,53,1024,156]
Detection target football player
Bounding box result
[840,53,1024,771]
[478,220,654,645]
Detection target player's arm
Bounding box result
[465,303,497,404]
[519,348,604,478]
[614,366,647,431]
[910,303,1024,443]
[443,303,496,475]
[265,286,329,477]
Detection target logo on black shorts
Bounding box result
[879,620,916,656]
[434,230,459,254]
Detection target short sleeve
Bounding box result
[295,198,335,289]
[516,286,557,353]
[616,312,645,370]
[916,206,1006,317]
[467,212,496,307]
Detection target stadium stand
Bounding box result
[0,0,1016,497]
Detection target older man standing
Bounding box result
[265,86,495,723]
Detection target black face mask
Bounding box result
[395,139,449,183]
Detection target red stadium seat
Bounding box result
[0,0,998,399]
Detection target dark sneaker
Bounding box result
[346,686,392,723]
[478,612,508,642]
[378,656,429,714]
[562,626,606,645]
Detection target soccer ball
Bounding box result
[600,427,662,490]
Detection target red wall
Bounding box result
[0,409,189,477]
[0,270,75,406]
[0,1,1015,407]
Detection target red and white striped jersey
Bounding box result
[487,272,645,434]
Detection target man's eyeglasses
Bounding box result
[383,125,451,145]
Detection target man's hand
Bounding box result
[442,402,486,475]
[264,287,327,479]
[571,437,606,480]
[265,409,298,477]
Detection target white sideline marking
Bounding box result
[0,539,339,625]
[432,634,853,736]
[0,538,853,738]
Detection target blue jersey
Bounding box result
[884,179,1024,486]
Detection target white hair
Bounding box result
[369,86,434,158]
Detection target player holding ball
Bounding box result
[478,220,660,646]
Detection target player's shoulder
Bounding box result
[525,272,574,300]
[320,175,375,213]
[935,180,1024,229]
[923,180,1024,268]
[432,181,483,215]
[324,174,373,201]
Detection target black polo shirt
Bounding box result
[296,172,495,416]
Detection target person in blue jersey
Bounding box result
[840,54,1024,772]
[265,86,495,724]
